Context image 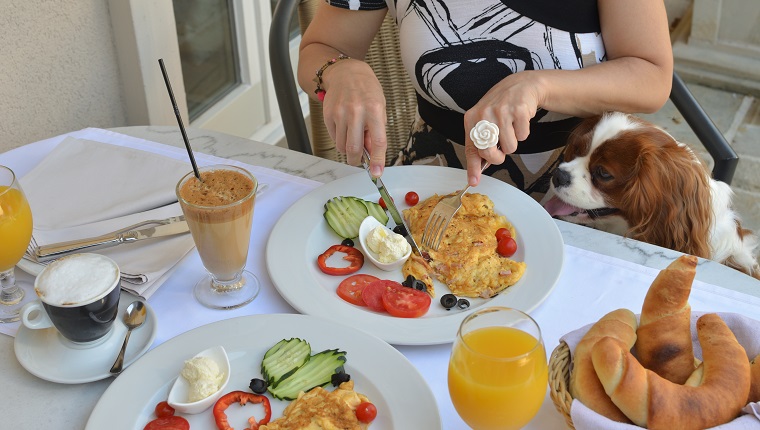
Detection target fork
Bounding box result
[421,162,490,251]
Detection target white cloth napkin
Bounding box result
[562,312,760,429]
[19,136,196,297]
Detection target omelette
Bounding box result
[402,192,526,298]
[259,381,371,430]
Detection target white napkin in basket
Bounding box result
[561,311,760,429]
[19,137,196,298]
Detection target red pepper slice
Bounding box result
[213,391,271,430]
[317,244,364,275]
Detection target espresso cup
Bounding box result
[21,253,121,344]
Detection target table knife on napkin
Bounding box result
[34,220,190,262]
[361,149,427,259]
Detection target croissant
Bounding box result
[592,313,750,429]
[635,255,698,383]
[750,353,760,403]
[569,308,637,423]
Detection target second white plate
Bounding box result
[266,165,564,345]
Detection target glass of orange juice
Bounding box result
[448,307,548,429]
[0,165,35,323]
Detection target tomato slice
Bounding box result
[381,283,431,318]
[362,280,396,312]
[336,274,380,306]
[143,416,189,430]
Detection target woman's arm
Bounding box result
[297,4,388,175]
[465,0,673,186]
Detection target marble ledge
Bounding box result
[110,126,760,297]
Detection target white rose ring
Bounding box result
[470,120,500,150]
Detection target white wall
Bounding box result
[0,1,127,154]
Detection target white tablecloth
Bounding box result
[4,129,760,429]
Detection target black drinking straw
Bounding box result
[158,58,201,180]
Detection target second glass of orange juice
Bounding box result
[448,307,548,430]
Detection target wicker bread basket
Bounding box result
[548,312,760,430]
[548,341,576,429]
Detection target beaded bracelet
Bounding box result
[313,54,351,102]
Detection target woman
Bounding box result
[297,0,673,202]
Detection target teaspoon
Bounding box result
[109,301,147,374]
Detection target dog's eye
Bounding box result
[594,166,613,181]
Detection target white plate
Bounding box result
[86,314,441,430]
[14,294,157,384]
[266,165,564,345]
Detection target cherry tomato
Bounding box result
[362,280,395,312]
[404,191,419,206]
[378,197,387,210]
[143,416,189,430]
[154,401,175,418]
[497,237,517,257]
[381,282,431,318]
[336,274,380,306]
[355,401,378,423]
[495,227,511,242]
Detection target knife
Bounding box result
[361,149,427,259]
[34,220,190,262]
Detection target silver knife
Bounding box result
[35,220,190,262]
[361,149,426,259]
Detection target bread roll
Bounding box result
[592,313,750,429]
[569,308,637,423]
[635,255,698,383]
[750,353,760,403]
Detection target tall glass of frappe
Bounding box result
[176,164,259,309]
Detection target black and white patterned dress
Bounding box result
[325,0,605,202]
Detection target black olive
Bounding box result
[392,225,407,236]
[402,274,415,288]
[341,238,354,247]
[456,298,470,310]
[331,370,351,387]
[412,280,426,291]
[249,378,267,394]
[440,294,457,309]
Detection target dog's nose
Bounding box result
[552,168,571,188]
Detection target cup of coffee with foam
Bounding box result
[21,253,121,345]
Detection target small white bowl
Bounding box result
[358,216,412,272]
[167,345,230,414]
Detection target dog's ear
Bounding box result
[566,114,602,157]
[621,132,713,258]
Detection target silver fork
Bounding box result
[421,162,489,251]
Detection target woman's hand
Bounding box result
[464,71,544,186]
[321,59,388,176]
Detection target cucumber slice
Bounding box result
[267,348,347,400]
[261,338,311,387]
[324,196,389,238]
[358,197,390,226]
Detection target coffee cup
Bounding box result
[21,253,121,345]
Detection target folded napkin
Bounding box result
[562,312,760,429]
[19,137,196,298]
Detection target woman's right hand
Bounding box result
[320,59,388,176]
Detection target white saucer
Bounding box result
[14,297,157,384]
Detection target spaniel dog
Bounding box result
[544,112,760,279]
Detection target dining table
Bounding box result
[1,125,759,430]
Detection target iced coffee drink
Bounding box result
[176,165,260,309]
